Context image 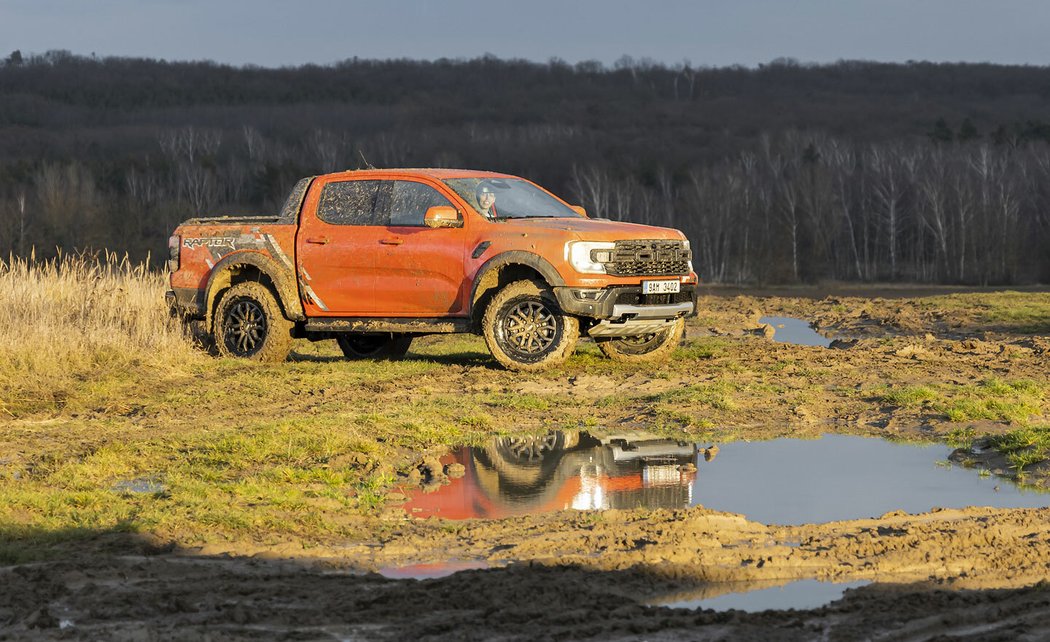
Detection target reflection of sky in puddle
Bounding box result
[655,579,871,612]
[696,435,1049,524]
[759,316,833,347]
[401,433,1050,524]
[111,478,166,494]
[378,560,492,580]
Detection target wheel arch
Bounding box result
[204,251,304,329]
[469,251,566,327]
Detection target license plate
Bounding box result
[642,280,680,294]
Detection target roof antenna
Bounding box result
[357,149,376,170]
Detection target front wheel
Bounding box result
[213,282,293,362]
[595,317,685,363]
[336,333,413,360]
[483,280,579,371]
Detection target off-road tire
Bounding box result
[213,282,293,363]
[595,317,686,363]
[336,333,413,360]
[483,280,579,371]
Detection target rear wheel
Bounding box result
[595,317,685,363]
[483,280,579,371]
[213,282,293,362]
[336,333,413,360]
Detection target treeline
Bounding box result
[584,134,1050,284]
[1,51,1049,282]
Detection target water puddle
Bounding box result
[759,316,833,347]
[111,477,167,495]
[401,432,1050,524]
[653,579,871,612]
[377,560,492,580]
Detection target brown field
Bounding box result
[1,257,1049,639]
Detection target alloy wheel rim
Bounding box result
[226,299,267,355]
[503,300,557,355]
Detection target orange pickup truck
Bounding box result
[166,169,697,370]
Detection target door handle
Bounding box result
[380,238,404,246]
[305,237,329,245]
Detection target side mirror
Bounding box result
[424,206,462,228]
[570,205,588,218]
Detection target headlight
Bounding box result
[683,239,693,272]
[565,241,615,274]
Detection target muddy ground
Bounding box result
[2,288,1049,640]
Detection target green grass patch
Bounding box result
[987,425,1050,472]
[867,378,1045,424]
[649,382,738,411]
[940,378,1044,424]
[874,385,937,407]
[919,292,1050,334]
[673,337,732,361]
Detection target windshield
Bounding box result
[444,178,582,220]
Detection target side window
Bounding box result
[317,180,384,225]
[388,181,454,227]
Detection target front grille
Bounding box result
[606,240,691,277]
[614,290,693,306]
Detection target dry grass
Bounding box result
[0,252,199,417]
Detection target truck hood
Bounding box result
[497,217,685,242]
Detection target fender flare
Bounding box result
[204,251,305,325]
[469,251,566,315]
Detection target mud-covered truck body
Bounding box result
[167,169,697,370]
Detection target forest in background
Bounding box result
[1,50,1049,283]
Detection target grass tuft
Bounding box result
[875,385,937,407]
[988,425,1050,472]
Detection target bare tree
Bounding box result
[159,127,222,217]
[569,164,610,220]
[33,162,100,250]
[870,145,910,278]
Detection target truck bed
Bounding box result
[181,215,286,226]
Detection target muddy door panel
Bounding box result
[373,180,468,317]
[375,226,468,316]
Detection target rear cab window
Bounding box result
[317,180,385,225]
[318,178,455,227]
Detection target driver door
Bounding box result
[374,180,468,316]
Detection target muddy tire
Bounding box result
[213,282,293,363]
[595,317,685,363]
[483,280,579,371]
[336,333,413,360]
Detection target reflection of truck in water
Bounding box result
[402,431,699,519]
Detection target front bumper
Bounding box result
[554,284,697,321]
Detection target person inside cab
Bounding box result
[476,184,498,219]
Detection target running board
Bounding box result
[305,317,471,334]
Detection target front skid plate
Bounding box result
[587,318,679,337]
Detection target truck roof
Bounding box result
[318,168,518,181]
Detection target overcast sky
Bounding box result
[2,0,1048,68]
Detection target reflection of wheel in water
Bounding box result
[474,432,583,502]
[497,432,563,461]
[475,431,575,490]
